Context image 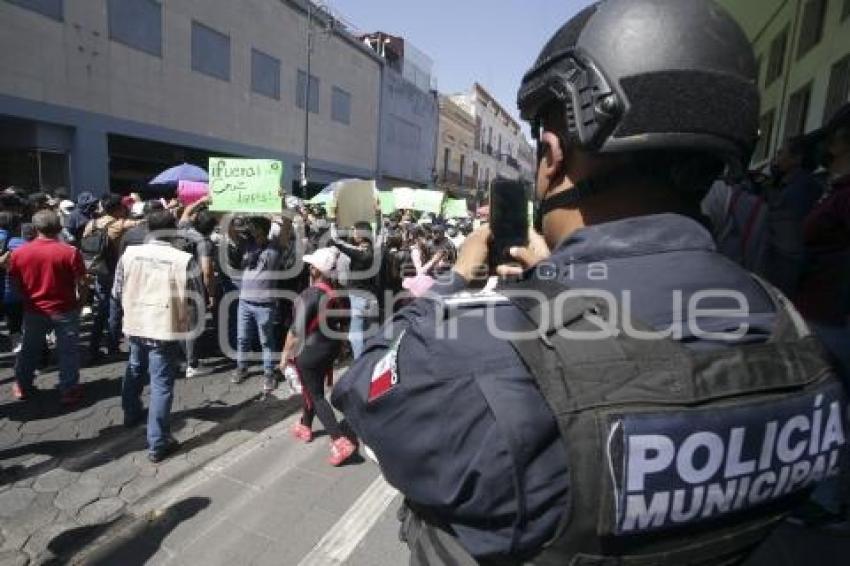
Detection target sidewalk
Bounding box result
[0,341,309,565]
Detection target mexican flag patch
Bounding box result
[368,331,406,402]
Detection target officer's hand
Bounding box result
[496,229,551,278]
[453,226,492,282]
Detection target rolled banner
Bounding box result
[178,180,209,205]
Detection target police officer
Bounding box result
[332,1,846,564]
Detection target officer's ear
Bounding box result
[537,131,566,200]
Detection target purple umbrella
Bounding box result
[149,163,209,186]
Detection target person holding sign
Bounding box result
[329,222,376,360]
[232,216,290,393]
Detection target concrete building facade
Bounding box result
[718,0,850,167]
[450,83,528,200]
[435,95,476,198]
[361,32,439,189]
[0,0,385,195]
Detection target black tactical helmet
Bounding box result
[518,0,759,173]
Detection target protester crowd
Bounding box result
[0,186,472,463]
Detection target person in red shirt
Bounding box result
[8,210,88,404]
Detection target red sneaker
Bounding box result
[328,437,356,466]
[60,384,84,407]
[291,423,313,443]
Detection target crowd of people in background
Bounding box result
[0,102,847,466]
[0,183,473,463]
[704,103,850,381]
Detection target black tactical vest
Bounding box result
[403,277,847,566]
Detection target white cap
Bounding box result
[303,247,340,277]
[59,200,75,215]
[130,201,146,219]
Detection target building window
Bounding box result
[331,87,351,125]
[443,148,450,180]
[472,161,479,186]
[824,54,850,123]
[797,0,827,60]
[459,155,466,187]
[296,70,320,114]
[474,117,482,151]
[753,110,776,163]
[107,0,162,57]
[5,0,63,21]
[784,82,812,140]
[251,49,280,100]
[191,22,231,81]
[766,26,789,87]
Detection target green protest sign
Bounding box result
[413,189,445,214]
[443,198,469,218]
[209,158,283,213]
[379,192,396,215]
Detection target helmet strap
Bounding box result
[538,169,628,217]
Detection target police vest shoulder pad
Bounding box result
[500,276,846,565]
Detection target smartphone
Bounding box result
[489,178,529,269]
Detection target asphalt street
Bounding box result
[69,404,849,566]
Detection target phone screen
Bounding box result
[489,179,529,267]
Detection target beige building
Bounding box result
[449,83,533,202]
[718,0,850,167]
[436,95,476,198]
[0,0,382,194]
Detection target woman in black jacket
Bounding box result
[280,247,356,466]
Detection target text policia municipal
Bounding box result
[617,393,847,534]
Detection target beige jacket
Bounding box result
[116,242,199,341]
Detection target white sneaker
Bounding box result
[185,366,212,379]
[10,333,21,354]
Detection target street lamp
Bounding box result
[300,1,335,199]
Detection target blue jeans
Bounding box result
[15,310,81,392]
[348,294,370,360]
[236,300,278,374]
[123,338,180,455]
[90,274,121,354]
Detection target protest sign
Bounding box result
[443,198,469,218]
[177,180,209,206]
[379,192,396,216]
[336,179,378,228]
[392,187,417,210]
[209,158,283,213]
[413,190,445,214]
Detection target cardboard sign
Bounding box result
[392,187,417,210]
[336,179,378,228]
[413,190,445,214]
[443,198,469,218]
[379,192,396,216]
[208,158,283,213]
[177,180,209,205]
